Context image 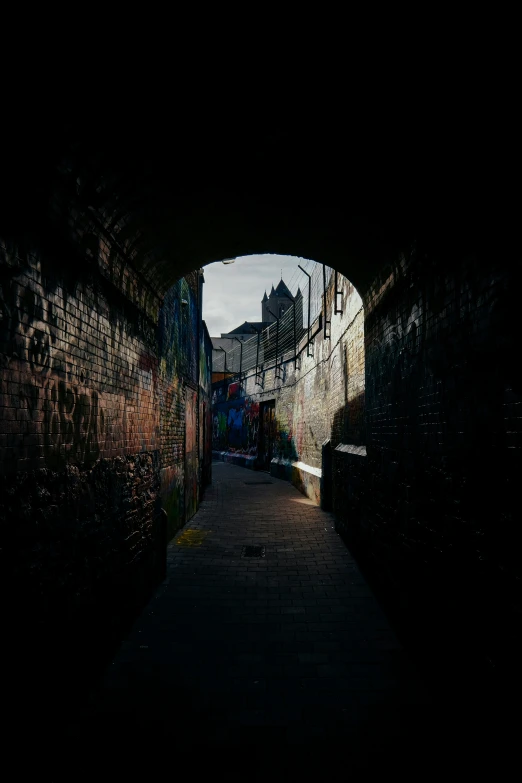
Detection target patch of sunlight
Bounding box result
[289,497,316,505]
[176,529,212,547]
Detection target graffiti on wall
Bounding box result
[227,381,242,401]
[158,277,198,386]
[155,271,213,533]
[185,386,198,521]
[0,247,158,470]
[205,404,212,456]
[272,403,296,461]
[160,464,184,541]
[212,396,259,455]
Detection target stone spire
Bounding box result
[275,279,294,300]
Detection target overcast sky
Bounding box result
[202,254,314,337]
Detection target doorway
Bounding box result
[258,400,276,471]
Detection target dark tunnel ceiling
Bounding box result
[0,109,515,297]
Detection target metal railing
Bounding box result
[212,262,334,380]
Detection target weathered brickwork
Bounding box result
[0,451,161,622]
[336,244,522,673]
[200,320,213,487]
[0,244,159,472]
[156,270,212,539]
[211,249,522,676]
[0,237,212,692]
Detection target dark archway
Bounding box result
[1,112,501,303]
[1,111,520,759]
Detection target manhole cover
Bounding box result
[242,546,266,558]
[244,481,273,485]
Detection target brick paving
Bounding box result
[67,462,439,769]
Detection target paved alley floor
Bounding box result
[66,462,442,770]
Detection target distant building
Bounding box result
[262,279,297,322]
[210,278,302,380]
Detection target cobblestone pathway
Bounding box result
[68,462,439,770]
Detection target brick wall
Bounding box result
[338,243,522,677]
[157,272,200,540]
[211,249,522,678]
[0,237,212,699]
[200,319,213,487]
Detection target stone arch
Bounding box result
[2,111,520,721]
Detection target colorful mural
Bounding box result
[227,381,242,401]
[212,387,298,464]
[212,395,260,455]
[160,464,184,542]
[157,272,212,536]
[158,276,198,386]
[258,400,276,469]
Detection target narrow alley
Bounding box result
[63,462,438,769]
[1,89,519,778]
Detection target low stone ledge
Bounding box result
[212,450,257,470]
[270,458,321,504]
[334,444,367,457]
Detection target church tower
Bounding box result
[263,278,295,322]
[261,290,269,322]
